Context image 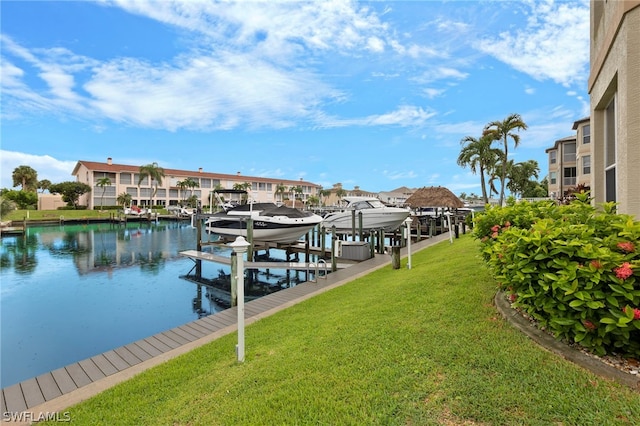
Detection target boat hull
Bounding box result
[322,210,410,231]
[206,216,322,244]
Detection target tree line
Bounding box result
[457,113,548,205]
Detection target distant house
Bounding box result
[71,158,321,210]
[589,0,640,217]
[379,186,415,207]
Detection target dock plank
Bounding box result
[102,350,130,372]
[36,373,62,401]
[152,333,181,350]
[91,354,119,377]
[134,339,164,357]
[21,378,45,408]
[144,335,175,353]
[163,329,193,345]
[50,367,78,394]
[78,359,106,382]
[66,364,92,388]
[3,383,27,413]
[114,346,142,366]
[179,324,206,339]
[124,343,153,362]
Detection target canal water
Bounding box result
[0,221,310,388]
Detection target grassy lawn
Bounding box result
[43,235,640,425]
[1,209,116,222]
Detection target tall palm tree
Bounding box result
[96,177,111,211]
[319,189,331,206]
[457,134,502,205]
[138,162,165,209]
[12,165,38,192]
[507,159,540,198]
[183,177,199,201]
[176,180,188,204]
[484,113,528,206]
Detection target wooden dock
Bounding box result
[1,233,450,420]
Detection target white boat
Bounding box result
[205,202,323,244]
[321,196,410,231]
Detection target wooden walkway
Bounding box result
[1,234,450,420]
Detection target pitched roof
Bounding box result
[404,186,464,208]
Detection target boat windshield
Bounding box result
[351,199,384,209]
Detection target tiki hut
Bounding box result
[404,186,464,209]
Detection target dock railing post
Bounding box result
[404,217,412,269]
[229,236,250,363]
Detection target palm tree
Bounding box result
[183,177,199,201]
[319,189,332,206]
[457,134,502,205]
[96,177,111,211]
[12,165,38,192]
[275,183,287,204]
[335,187,347,202]
[38,179,52,193]
[483,114,528,206]
[507,159,540,198]
[138,162,165,209]
[232,182,251,204]
[117,192,132,209]
[176,180,188,204]
[291,185,303,208]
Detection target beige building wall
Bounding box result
[589,1,640,218]
[37,194,66,210]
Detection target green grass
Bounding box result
[1,209,172,222]
[43,235,640,425]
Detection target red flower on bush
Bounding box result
[583,320,597,331]
[617,241,636,253]
[508,293,517,303]
[491,224,501,232]
[491,232,499,239]
[590,260,602,269]
[614,262,633,280]
[622,306,640,320]
[504,221,511,228]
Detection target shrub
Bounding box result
[474,196,640,357]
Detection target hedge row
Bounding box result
[474,195,640,357]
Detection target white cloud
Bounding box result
[318,105,436,128]
[0,150,77,189]
[475,0,589,87]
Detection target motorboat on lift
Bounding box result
[321,196,410,231]
[205,190,322,244]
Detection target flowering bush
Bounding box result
[474,195,640,357]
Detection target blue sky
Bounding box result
[1,0,590,196]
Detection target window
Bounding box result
[550,171,557,185]
[582,155,591,175]
[201,178,211,188]
[563,167,576,186]
[605,97,616,202]
[583,124,590,144]
[120,173,132,184]
[549,150,557,164]
[563,143,576,163]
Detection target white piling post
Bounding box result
[404,217,412,269]
[229,236,250,362]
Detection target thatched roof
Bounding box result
[404,186,464,208]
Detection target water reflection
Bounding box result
[0,221,318,388]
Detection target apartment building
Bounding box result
[573,117,593,190]
[545,135,578,199]
[71,158,322,209]
[589,0,640,218]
